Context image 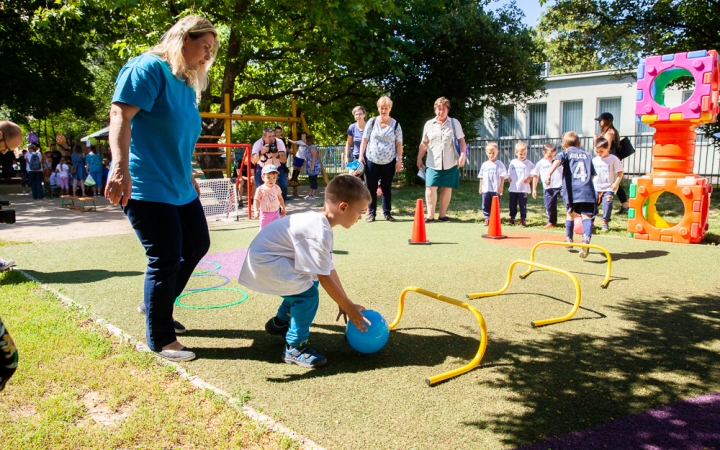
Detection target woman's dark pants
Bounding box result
[123,197,210,351]
[365,159,396,216]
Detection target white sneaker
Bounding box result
[579,236,590,259]
[0,260,15,271]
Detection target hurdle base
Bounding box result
[482,234,507,239]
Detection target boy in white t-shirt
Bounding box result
[477,142,507,226]
[288,133,308,183]
[239,175,372,368]
[507,142,535,226]
[592,137,624,232]
[532,142,563,228]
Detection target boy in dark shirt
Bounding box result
[545,131,597,258]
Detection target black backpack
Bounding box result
[29,153,41,171]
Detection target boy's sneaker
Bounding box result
[508,219,515,225]
[265,317,289,337]
[617,206,629,215]
[565,237,573,250]
[282,343,327,368]
[137,302,187,334]
[579,235,591,259]
[543,223,555,229]
[0,260,15,271]
[519,220,527,227]
[484,218,490,226]
[601,222,610,232]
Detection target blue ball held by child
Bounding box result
[346,310,389,354]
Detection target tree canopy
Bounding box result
[539,0,720,73]
[2,0,547,172]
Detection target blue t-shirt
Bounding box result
[112,54,201,205]
[347,122,365,158]
[555,147,597,205]
[86,153,103,172]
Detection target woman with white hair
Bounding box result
[106,16,219,362]
[359,96,403,222]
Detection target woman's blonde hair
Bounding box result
[434,97,451,109]
[148,16,218,92]
[377,96,393,108]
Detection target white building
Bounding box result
[479,69,693,139]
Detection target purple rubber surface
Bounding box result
[203,248,248,280]
[521,392,720,450]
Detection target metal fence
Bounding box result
[318,134,720,185]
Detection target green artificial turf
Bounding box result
[4,213,720,449]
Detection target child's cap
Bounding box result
[262,164,279,175]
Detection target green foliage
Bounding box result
[389,0,546,183]
[0,1,115,122]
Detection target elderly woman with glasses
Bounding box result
[107,16,219,362]
[359,96,403,222]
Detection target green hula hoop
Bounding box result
[175,287,248,309]
[192,260,221,275]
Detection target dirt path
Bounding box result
[0,187,322,243]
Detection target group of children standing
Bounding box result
[478,131,624,257]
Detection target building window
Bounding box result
[561,101,583,135]
[597,98,622,134]
[682,91,693,103]
[497,105,515,138]
[528,104,547,137]
[636,118,653,135]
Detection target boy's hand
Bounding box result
[532,189,537,199]
[336,303,370,332]
[544,176,551,187]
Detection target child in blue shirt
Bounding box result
[239,175,372,368]
[545,132,597,258]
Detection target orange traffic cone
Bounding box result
[409,199,430,245]
[482,195,507,239]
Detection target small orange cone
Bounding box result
[409,199,430,245]
[482,195,507,239]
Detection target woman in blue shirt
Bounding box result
[106,16,218,362]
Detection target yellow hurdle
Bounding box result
[390,287,488,386]
[519,240,613,289]
[466,259,582,327]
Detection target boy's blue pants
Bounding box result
[509,192,528,220]
[482,192,499,218]
[543,187,561,224]
[277,281,320,347]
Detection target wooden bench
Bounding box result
[62,196,96,212]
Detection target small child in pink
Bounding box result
[254,164,286,229]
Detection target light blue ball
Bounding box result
[346,310,389,354]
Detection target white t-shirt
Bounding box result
[238,211,334,296]
[57,163,70,177]
[478,160,507,193]
[251,137,287,169]
[532,158,563,190]
[592,154,623,192]
[508,159,535,194]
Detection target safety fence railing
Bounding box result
[316,133,719,185]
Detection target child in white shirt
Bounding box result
[532,143,563,228]
[592,137,624,231]
[288,133,308,183]
[239,175,372,369]
[477,142,507,225]
[507,142,535,226]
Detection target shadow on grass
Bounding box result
[23,269,144,284]
[585,249,670,262]
[460,293,720,448]
[187,323,483,381]
[476,292,608,322]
